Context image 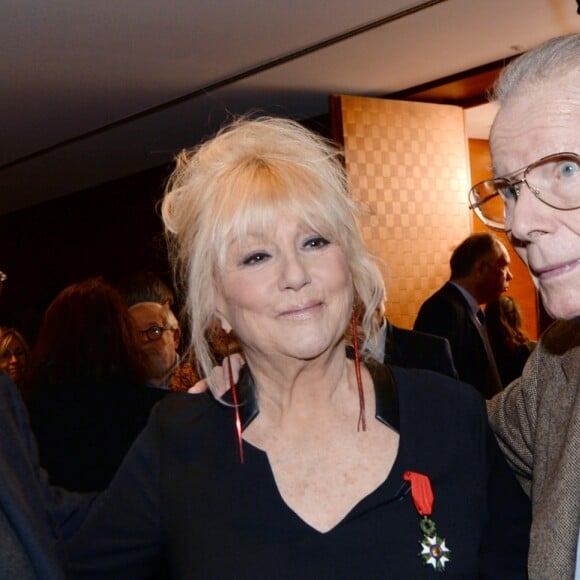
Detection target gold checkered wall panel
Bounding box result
[335,95,472,329]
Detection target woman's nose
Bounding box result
[280,253,311,290]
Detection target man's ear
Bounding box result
[474,258,488,278]
[172,328,181,349]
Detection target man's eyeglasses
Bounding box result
[468,152,580,230]
[138,325,173,342]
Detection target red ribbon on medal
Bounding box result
[403,471,433,516]
[403,471,452,572]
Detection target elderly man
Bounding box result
[469,33,580,579]
[414,232,512,398]
[119,273,198,391]
[128,301,181,389]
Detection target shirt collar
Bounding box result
[227,357,400,433]
[449,281,481,317]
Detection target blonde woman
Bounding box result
[69,117,530,578]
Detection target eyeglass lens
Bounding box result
[470,152,580,229]
[140,326,165,341]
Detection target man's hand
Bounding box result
[188,353,245,397]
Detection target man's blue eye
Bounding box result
[558,160,580,178]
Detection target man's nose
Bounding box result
[507,181,553,241]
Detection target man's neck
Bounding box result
[450,278,482,305]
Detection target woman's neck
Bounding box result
[243,342,359,423]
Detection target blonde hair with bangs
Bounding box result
[162,116,385,386]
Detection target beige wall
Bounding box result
[332,94,472,329]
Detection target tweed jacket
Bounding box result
[487,318,580,580]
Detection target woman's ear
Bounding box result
[214,294,233,334]
[218,316,232,334]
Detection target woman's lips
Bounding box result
[278,302,323,320]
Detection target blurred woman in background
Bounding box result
[0,326,31,391]
[26,276,166,492]
[485,295,536,387]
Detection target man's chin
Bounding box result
[145,362,171,381]
[540,285,580,321]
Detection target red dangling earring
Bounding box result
[351,311,366,431]
[225,335,244,464]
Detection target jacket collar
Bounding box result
[545,319,580,381]
[229,357,400,433]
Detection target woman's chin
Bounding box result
[282,338,344,362]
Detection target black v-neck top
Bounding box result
[68,363,530,579]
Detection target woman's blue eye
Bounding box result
[304,236,330,249]
[242,252,270,266]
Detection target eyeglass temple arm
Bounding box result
[468,191,499,210]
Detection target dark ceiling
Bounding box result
[2,0,580,215]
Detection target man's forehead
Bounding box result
[483,242,509,264]
[128,302,169,324]
[490,77,580,173]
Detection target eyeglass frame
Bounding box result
[138,325,175,342]
[468,151,580,230]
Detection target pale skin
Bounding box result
[129,302,180,385]
[0,336,26,384]
[490,75,580,320]
[211,216,399,533]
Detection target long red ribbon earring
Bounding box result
[351,311,366,432]
[225,337,244,464]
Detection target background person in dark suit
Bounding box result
[0,270,91,578]
[414,233,512,399]
[0,371,92,579]
[369,318,458,379]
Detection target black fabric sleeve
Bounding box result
[66,403,164,579]
[479,400,531,579]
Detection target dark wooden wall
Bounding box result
[0,164,174,343]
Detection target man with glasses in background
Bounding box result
[469,33,580,579]
[120,272,199,391]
